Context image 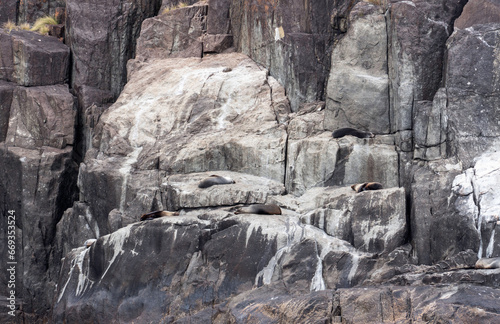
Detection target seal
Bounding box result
[198,175,235,188]
[332,128,374,139]
[351,182,383,193]
[140,210,179,221]
[475,257,500,269]
[84,238,97,248]
[234,204,282,215]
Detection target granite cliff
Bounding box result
[1,0,500,323]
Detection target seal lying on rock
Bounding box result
[475,257,500,269]
[84,239,97,248]
[351,182,383,193]
[140,210,179,221]
[198,175,235,188]
[234,204,282,215]
[332,127,374,139]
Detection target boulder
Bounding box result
[0,29,69,86]
[133,3,207,64]
[325,2,390,134]
[17,0,66,23]
[5,85,76,149]
[0,0,17,24]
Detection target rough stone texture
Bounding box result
[17,0,66,23]
[230,0,341,111]
[133,3,207,63]
[51,212,359,323]
[444,24,500,167]
[0,146,78,323]
[411,160,481,265]
[0,0,18,24]
[0,80,15,142]
[455,0,500,29]
[162,171,286,210]
[325,2,390,134]
[65,0,162,99]
[297,186,407,255]
[387,0,467,144]
[5,85,76,149]
[96,53,288,182]
[452,152,500,259]
[0,29,70,86]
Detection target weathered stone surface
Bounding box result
[203,34,233,53]
[52,209,370,322]
[0,80,15,142]
[207,0,231,34]
[0,0,17,24]
[162,171,285,210]
[230,0,340,110]
[0,145,78,322]
[18,0,66,23]
[5,85,76,149]
[452,152,500,259]
[444,24,500,166]
[411,160,480,265]
[0,29,69,86]
[133,3,207,63]
[298,186,407,255]
[96,53,288,183]
[455,0,500,29]
[325,2,390,134]
[387,0,467,147]
[338,285,500,323]
[66,0,162,99]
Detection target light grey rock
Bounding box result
[325,2,390,134]
[162,171,285,210]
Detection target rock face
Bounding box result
[4,0,500,323]
[325,2,390,134]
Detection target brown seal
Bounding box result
[140,210,179,221]
[351,182,383,193]
[198,175,235,188]
[234,204,282,215]
[332,128,374,139]
[475,257,500,269]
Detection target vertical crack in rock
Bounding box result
[99,226,132,281]
[310,240,326,292]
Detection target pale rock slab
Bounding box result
[325,2,390,134]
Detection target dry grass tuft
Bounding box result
[162,2,189,14]
[31,16,58,35]
[3,20,16,32]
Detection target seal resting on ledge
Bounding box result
[140,210,179,221]
[332,127,374,139]
[234,204,282,215]
[351,182,383,193]
[198,175,235,188]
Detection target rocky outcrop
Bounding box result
[0,30,69,86]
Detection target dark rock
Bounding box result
[230,0,340,110]
[203,34,233,53]
[207,0,231,34]
[0,29,69,86]
[18,0,66,23]
[0,145,78,322]
[0,0,18,24]
[5,85,76,149]
[0,80,15,142]
[65,0,162,99]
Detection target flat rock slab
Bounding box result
[162,171,286,210]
